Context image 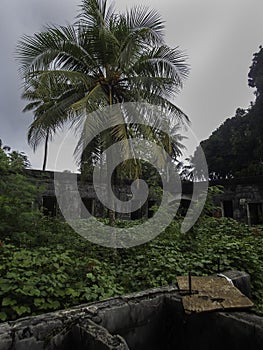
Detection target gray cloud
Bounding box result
[0,0,78,157]
[0,0,262,169]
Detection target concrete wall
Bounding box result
[26,170,150,220]
[212,176,263,224]
[0,281,263,350]
[28,170,263,224]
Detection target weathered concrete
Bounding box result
[220,270,252,298]
[0,275,262,350]
[211,175,263,224]
[165,297,263,350]
[26,169,263,224]
[46,320,129,350]
[26,169,150,220]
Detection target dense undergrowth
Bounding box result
[0,146,262,322]
[0,216,262,322]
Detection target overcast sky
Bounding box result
[0,0,262,171]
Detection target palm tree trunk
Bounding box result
[42,130,49,171]
[108,154,116,226]
[108,86,116,226]
[106,133,116,226]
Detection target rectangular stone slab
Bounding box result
[176,276,254,314]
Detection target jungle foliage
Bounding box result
[0,145,262,322]
[196,46,263,179]
[1,215,262,322]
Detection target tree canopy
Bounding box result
[0,141,41,238]
[17,0,189,174]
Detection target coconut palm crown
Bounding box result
[17,0,189,168]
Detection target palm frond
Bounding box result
[22,101,42,112]
[78,0,115,28]
[18,0,189,175]
[125,5,165,45]
[130,45,189,92]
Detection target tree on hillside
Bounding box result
[17,0,189,223]
[249,46,263,98]
[194,47,263,179]
[0,141,41,238]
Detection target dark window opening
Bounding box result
[42,196,57,217]
[178,199,191,217]
[223,200,233,218]
[81,198,94,218]
[131,201,143,220]
[249,203,263,225]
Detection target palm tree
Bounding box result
[22,75,57,171]
[22,73,82,170]
[17,0,189,223]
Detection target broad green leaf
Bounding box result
[0,312,7,321]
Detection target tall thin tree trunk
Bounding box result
[107,86,116,226]
[108,154,116,226]
[42,130,49,171]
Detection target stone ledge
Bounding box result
[0,273,262,350]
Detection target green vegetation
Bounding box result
[17,0,189,175]
[0,141,42,240]
[17,0,189,224]
[2,0,262,325]
[195,46,263,179]
[1,216,262,322]
[0,144,263,322]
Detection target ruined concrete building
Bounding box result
[27,170,263,225]
[211,176,263,225]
